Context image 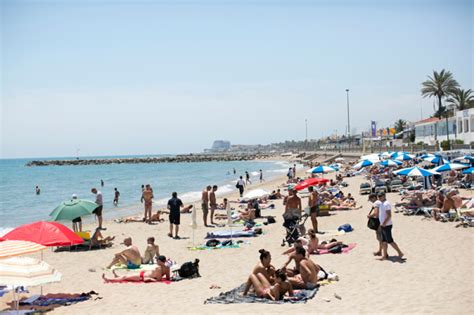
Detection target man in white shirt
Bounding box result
[377,192,404,261]
[91,188,105,230]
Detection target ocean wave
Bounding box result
[270,168,290,174]
[250,171,260,176]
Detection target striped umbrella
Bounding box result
[462,167,474,174]
[306,166,337,174]
[0,256,62,287]
[0,241,46,260]
[453,155,474,162]
[420,153,435,159]
[353,159,376,169]
[390,151,409,158]
[433,163,469,172]
[395,153,415,161]
[380,159,403,167]
[424,155,449,165]
[394,167,439,177]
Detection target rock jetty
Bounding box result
[26,154,273,167]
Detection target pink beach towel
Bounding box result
[104,279,174,284]
[315,243,356,255]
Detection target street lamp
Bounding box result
[346,89,350,138]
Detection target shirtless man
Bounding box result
[142,184,154,223]
[283,189,302,220]
[209,185,218,225]
[433,190,456,220]
[142,237,159,264]
[106,237,142,269]
[103,255,170,283]
[308,186,319,233]
[288,247,319,289]
[201,185,212,227]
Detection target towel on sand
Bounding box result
[314,243,357,255]
[204,283,318,304]
[188,243,241,251]
[205,230,256,239]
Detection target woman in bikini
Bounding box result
[243,249,276,295]
[102,255,170,283]
[244,269,293,300]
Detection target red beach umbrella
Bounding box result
[293,178,329,191]
[0,221,83,247]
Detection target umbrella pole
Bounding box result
[40,251,44,295]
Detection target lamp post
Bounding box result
[346,89,350,138]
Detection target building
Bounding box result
[414,108,474,145]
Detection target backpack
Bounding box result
[337,224,353,233]
[206,239,220,247]
[178,259,200,278]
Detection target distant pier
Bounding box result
[26,153,273,167]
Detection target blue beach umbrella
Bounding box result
[380,159,403,167]
[307,165,337,174]
[453,155,474,162]
[462,167,474,174]
[432,163,469,173]
[394,166,439,177]
[353,159,376,169]
[395,153,415,161]
[424,155,449,165]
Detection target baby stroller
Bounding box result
[281,213,309,247]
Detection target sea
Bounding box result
[0,155,294,234]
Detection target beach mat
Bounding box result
[315,243,357,255]
[204,283,318,304]
[205,230,256,239]
[188,244,241,251]
[110,264,181,272]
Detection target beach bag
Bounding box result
[337,224,353,232]
[367,208,380,230]
[235,182,240,188]
[178,259,200,278]
[206,239,220,247]
[328,245,342,254]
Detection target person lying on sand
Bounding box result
[107,237,142,269]
[103,255,170,283]
[243,249,276,295]
[90,228,115,248]
[243,269,293,301]
[115,211,164,223]
[287,247,319,289]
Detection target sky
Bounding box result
[1,0,473,158]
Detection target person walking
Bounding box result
[91,188,105,230]
[236,176,245,198]
[113,188,120,206]
[245,171,252,185]
[167,192,183,239]
[376,192,404,261]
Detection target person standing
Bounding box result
[201,185,212,227]
[377,192,404,261]
[368,194,382,256]
[308,186,319,233]
[101,179,104,187]
[287,168,294,181]
[35,186,41,195]
[292,164,297,179]
[113,188,120,206]
[140,185,145,203]
[209,185,218,226]
[245,171,252,185]
[284,189,302,221]
[259,169,264,183]
[142,184,154,224]
[236,176,245,198]
[233,168,236,175]
[91,188,105,230]
[167,192,183,239]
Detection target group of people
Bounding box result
[201,185,219,227]
[106,236,160,269]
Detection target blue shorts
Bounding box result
[381,225,394,243]
[126,261,140,269]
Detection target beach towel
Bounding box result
[19,293,91,306]
[188,243,241,251]
[103,278,177,284]
[204,283,318,304]
[111,263,181,273]
[205,230,256,239]
[315,243,357,255]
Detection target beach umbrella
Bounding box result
[0,241,46,260]
[0,221,83,247]
[420,153,435,159]
[379,151,393,158]
[380,159,403,167]
[395,153,415,161]
[394,166,439,177]
[424,155,449,165]
[334,157,345,162]
[452,155,474,162]
[432,163,469,172]
[293,178,329,191]
[462,167,474,174]
[49,199,98,221]
[244,189,270,199]
[353,159,376,169]
[306,166,337,174]
[360,153,380,161]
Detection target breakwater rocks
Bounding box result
[26,154,273,167]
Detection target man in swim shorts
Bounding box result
[209,185,218,225]
[106,237,142,269]
[167,192,183,239]
[142,184,154,224]
[103,255,170,283]
[283,189,302,220]
[202,185,212,227]
[308,186,320,233]
[288,247,319,289]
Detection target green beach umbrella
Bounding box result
[49,199,98,221]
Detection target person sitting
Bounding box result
[243,249,276,295]
[287,247,319,289]
[282,229,319,256]
[432,189,456,221]
[142,237,159,264]
[103,255,170,283]
[180,205,193,213]
[90,228,115,248]
[106,237,142,269]
[281,240,307,276]
[237,208,256,221]
[243,269,293,300]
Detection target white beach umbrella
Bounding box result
[306,166,337,174]
[432,163,469,172]
[244,189,270,199]
[353,159,377,169]
[0,256,62,287]
[0,240,46,260]
[360,153,380,161]
[395,153,415,161]
[334,157,345,162]
[393,166,439,177]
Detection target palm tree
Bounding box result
[447,88,474,111]
[421,69,459,147]
[394,119,407,133]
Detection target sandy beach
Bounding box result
[1,163,473,314]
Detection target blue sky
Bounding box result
[1,0,472,158]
